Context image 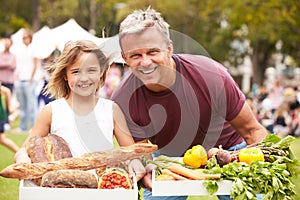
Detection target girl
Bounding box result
[14,40,145,181]
[0,84,19,152]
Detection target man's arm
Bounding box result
[230,102,268,144]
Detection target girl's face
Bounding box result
[65,52,101,98]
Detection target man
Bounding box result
[0,37,16,92]
[111,7,267,200]
[14,29,39,132]
[0,37,17,129]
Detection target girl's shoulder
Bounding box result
[96,98,115,113]
[97,97,114,105]
[49,98,67,105]
[48,98,69,111]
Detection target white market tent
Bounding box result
[98,35,124,64]
[51,18,104,51]
[10,19,117,60]
[10,28,25,55]
[31,26,56,59]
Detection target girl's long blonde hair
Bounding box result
[45,40,109,99]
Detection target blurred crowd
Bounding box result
[246,80,300,138]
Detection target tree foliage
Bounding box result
[1,0,299,85]
[0,0,30,36]
[218,0,300,84]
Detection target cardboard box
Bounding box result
[19,177,138,200]
[152,170,232,196]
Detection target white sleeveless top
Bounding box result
[50,98,114,157]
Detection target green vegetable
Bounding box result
[202,180,219,195]
[204,134,300,200]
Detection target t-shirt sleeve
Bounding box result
[224,73,246,121]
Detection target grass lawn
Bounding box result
[1,132,300,200]
[0,132,27,200]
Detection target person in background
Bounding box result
[14,29,39,132]
[0,84,19,153]
[267,79,284,113]
[0,37,16,93]
[104,62,124,98]
[273,104,291,137]
[37,48,60,110]
[289,104,300,137]
[111,7,268,200]
[0,37,17,130]
[14,40,145,181]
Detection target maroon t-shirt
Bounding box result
[111,54,245,156]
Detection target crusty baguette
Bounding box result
[41,170,98,188]
[0,143,157,179]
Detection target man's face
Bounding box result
[121,27,174,91]
[4,38,12,49]
[22,33,31,46]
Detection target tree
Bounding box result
[39,0,79,28]
[219,0,300,85]
[0,0,30,36]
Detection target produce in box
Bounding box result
[183,144,208,168]
[204,134,300,200]
[149,134,299,200]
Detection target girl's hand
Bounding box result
[128,158,146,182]
[14,147,31,164]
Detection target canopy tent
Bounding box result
[10,28,25,55]
[51,18,104,51]
[98,35,125,64]
[10,19,107,59]
[31,26,57,59]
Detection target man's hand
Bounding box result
[128,158,146,182]
[141,163,157,191]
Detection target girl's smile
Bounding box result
[66,52,101,97]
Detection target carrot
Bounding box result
[168,163,221,180]
[149,155,221,180]
[192,169,221,180]
[161,168,188,180]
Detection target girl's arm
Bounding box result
[112,102,146,181]
[14,104,52,163]
[112,102,135,146]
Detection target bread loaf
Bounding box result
[26,134,72,163]
[0,143,158,180]
[26,134,73,185]
[41,170,97,188]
